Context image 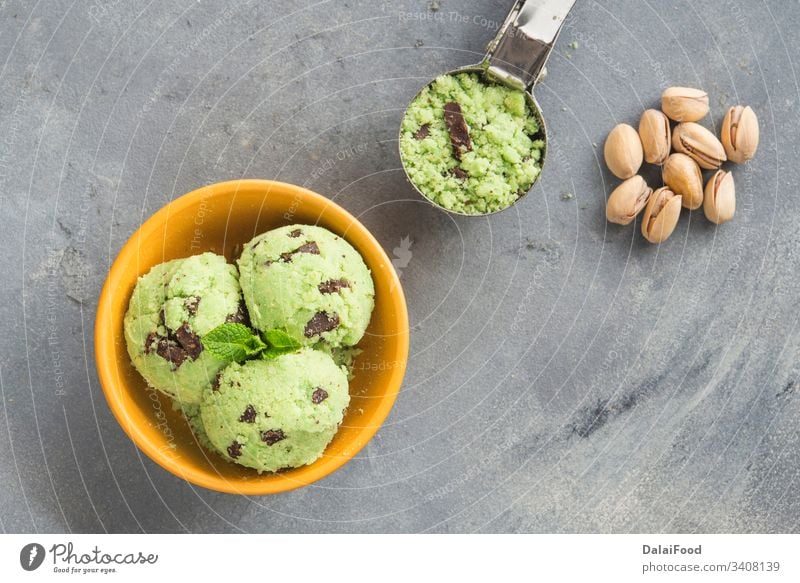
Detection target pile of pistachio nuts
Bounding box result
[604,87,759,244]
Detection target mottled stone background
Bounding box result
[1,0,798,533]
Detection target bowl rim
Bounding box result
[95,179,409,495]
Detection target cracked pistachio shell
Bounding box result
[721,105,759,163]
[638,109,671,165]
[703,170,736,225]
[641,187,682,244]
[661,87,710,122]
[672,122,727,170]
[606,175,653,225]
[604,123,643,179]
[662,153,703,210]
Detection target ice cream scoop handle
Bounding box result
[485,0,576,90]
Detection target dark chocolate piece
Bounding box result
[174,323,203,360]
[450,167,469,180]
[413,123,430,140]
[239,405,257,423]
[227,441,242,458]
[311,388,329,405]
[289,229,303,238]
[280,241,320,263]
[294,241,321,255]
[211,372,222,392]
[184,296,200,316]
[443,101,472,160]
[318,279,350,294]
[225,300,251,326]
[261,429,286,446]
[155,339,188,369]
[144,332,159,355]
[304,312,340,338]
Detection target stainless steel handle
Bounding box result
[485,0,576,91]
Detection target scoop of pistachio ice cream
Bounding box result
[200,349,350,473]
[237,225,375,348]
[124,252,248,405]
[400,72,545,215]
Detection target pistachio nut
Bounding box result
[672,122,727,170]
[662,153,703,210]
[604,123,643,179]
[606,175,653,225]
[703,170,735,225]
[721,105,759,163]
[641,187,682,244]
[638,109,671,165]
[661,87,710,122]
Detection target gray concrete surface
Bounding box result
[1,0,798,533]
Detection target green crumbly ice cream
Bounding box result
[124,253,247,405]
[237,225,375,348]
[400,72,546,214]
[200,349,350,473]
[178,403,215,452]
[315,344,362,380]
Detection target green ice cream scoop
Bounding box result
[200,349,350,473]
[237,225,375,348]
[124,252,247,405]
[400,72,545,215]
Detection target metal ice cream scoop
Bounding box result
[400,0,576,216]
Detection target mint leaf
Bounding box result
[203,323,266,363]
[263,329,302,350]
[260,329,302,360]
[202,326,300,363]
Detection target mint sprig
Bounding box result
[261,329,302,360]
[202,324,301,363]
[202,323,266,363]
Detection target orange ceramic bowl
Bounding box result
[95,180,409,494]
